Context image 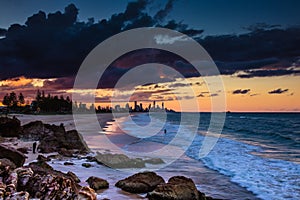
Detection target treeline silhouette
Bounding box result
[33,90,72,113]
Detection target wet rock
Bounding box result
[6,191,29,200]
[86,176,109,190]
[147,176,201,200]
[115,171,165,193]
[77,186,96,200]
[144,158,165,165]
[82,163,92,168]
[37,154,51,162]
[67,171,81,183]
[64,162,74,166]
[95,153,145,168]
[0,144,26,167]
[59,148,74,157]
[0,117,21,137]
[16,147,28,154]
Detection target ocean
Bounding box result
[118,112,300,200]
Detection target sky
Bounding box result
[0,0,299,112]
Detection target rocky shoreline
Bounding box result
[0,116,220,199]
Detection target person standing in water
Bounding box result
[33,142,37,154]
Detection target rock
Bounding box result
[77,186,96,200]
[86,176,109,190]
[59,148,74,157]
[0,144,25,167]
[95,153,145,168]
[37,154,51,162]
[0,181,6,199]
[85,156,97,162]
[5,171,18,194]
[16,147,28,154]
[22,121,89,154]
[26,160,80,199]
[115,171,165,193]
[64,162,74,166]
[82,163,92,168]
[6,191,29,200]
[26,173,78,199]
[15,167,34,191]
[0,158,16,177]
[144,158,165,165]
[21,121,45,140]
[0,117,21,137]
[147,176,201,200]
[67,171,81,183]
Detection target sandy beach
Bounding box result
[0,113,260,199]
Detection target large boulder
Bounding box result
[86,176,109,190]
[147,176,201,200]
[21,121,89,154]
[0,144,26,167]
[21,121,45,140]
[115,171,165,193]
[95,153,145,168]
[77,186,96,200]
[0,117,21,137]
[26,161,81,199]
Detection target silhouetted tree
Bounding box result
[9,92,18,108]
[18,93,25,105]
[2,94,10,107]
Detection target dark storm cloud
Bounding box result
[154,0,175,22]
[232,89,250,94]
[0,1,299,87]
[268,88,289,94]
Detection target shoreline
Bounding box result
[2,113,260,199]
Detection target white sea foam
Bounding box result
[126,113,300,200]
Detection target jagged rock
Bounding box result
[77,186,96,200]
[0,181,6,199]
[115,171,165,193]
[26,174,78,199]
[0,145,26,167]
[15,167,34,191]
[21,121,45,140]
[67,171,81,183]
[147,176,201,200]
[6,191,29,200]
[86,176,109,190]
[21,121,89,154]
[144,158,165,165]
[0,158,16,177]
[95,153,145,168]
[26,161,80,199]
[5,171,18,194]
[0,117,21,137]
[82,163,92,168]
